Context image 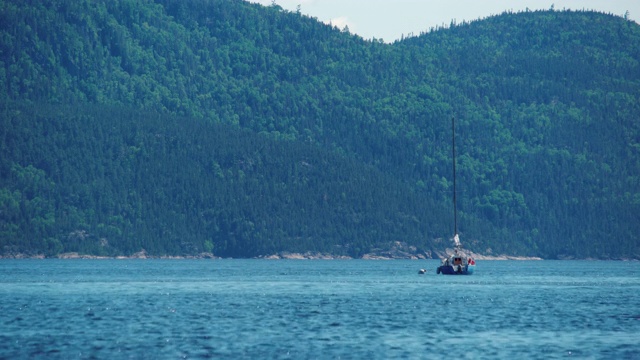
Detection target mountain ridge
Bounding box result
[1,0,639,259]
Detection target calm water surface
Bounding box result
[1,259,639,359]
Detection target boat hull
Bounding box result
[437,264,475,275]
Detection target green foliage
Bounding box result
[0,1,639,258]
[0,102,450,258]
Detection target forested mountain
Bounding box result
[1,0,639,259]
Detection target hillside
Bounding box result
[1,0,639,259]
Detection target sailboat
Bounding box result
[436,117,475,275]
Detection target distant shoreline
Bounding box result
[4,246,639,260]
[7,250,635,260]
[2,255,638,260]
[1,248,544,260]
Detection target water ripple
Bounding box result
[1,259,639,359]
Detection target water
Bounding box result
[1,260,639,359]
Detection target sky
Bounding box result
[248,0,639,42]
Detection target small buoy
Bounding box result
[418,269,426,274]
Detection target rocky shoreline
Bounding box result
[0,249,218,260]
[259,250,543,261]
[7,240,638,260]
[6,241,632,260]
[1,251,542,260]
[434,248,543,261]
[4,252,638,260]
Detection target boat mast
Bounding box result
[452,117,458,243]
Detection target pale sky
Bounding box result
[248,0,639,42]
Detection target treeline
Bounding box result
[0,0,639,258]
[1,101,505,258]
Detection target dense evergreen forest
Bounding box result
[1,0,639,259]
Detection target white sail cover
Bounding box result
[453,234,461,247]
